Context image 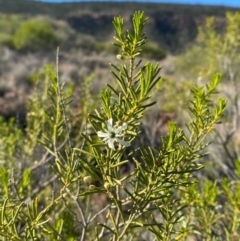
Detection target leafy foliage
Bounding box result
[176,12,240,177]
[173,12,240,241]
[0,11,232,241]
[12,19,60,51]
[0,14,21,46]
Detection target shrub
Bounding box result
[0,11,228,241]
[0,14,21,47]
[176,12,240,179]
[12,19,60,51]
[141,42,167,60]
[94,42,119,54]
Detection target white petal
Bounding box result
[102,137,110,143]
[107,118,114,132]
[122,122,128,128]
[115,126,124,133]
[97,131,109,138]
[108,118,113,125]
[116,138,130,147]
[108,139,115,149]
[115,122,128,133]
[115,133,122,138]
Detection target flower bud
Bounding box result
[117,54,124,60]
[104,182,110,190]
[89,185,96,190]
[83,176,92,183]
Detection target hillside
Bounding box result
[0,0,239,51]
[0,0,239,121]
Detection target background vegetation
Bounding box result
[0,1,240,240]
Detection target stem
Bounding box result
[116,214,136,241]
[52,85,61,157]
[231,206,238,234]
[56,47,73,156]
[128,57,134,87]
[65,188,87,241]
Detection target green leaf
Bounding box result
[0,168,9,198]
[18,169,31,195]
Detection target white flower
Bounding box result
[97,118,130,149]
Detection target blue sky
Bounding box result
[34,0,240,8]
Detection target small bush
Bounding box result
[175,12,240,179]
[0,11,232,241]
[12,20,60,51]
[141,42,167,60]
[94,42,119,54]
[0,14,21,47]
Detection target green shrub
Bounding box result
[12,19,60,51]
[141,42,167,60]
[0,11,228,241]
[175,12,240,179]
[0,14,21,47]
[94,42,120,54]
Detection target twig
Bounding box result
[56,47,73,154]
[88,204,111,223]
[65,188,87,241]
[24,175,58,204]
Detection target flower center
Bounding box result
[110,132,115,138]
